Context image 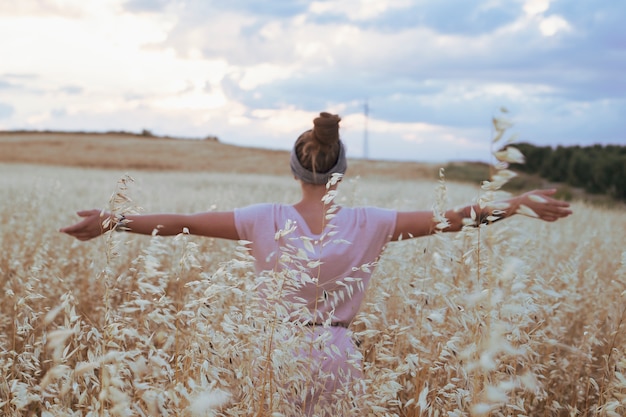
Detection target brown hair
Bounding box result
[294,112,342,175]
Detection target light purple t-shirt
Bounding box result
[234,203,397,325]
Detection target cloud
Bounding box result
[308,0,413,22]
[118,0,622,112]
[0,1,85,18]
[0,103,14,119]
[123,0,171,13]
[353,1,519,34]
[59,85,83,95]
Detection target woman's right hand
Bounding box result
[60,209,113,241]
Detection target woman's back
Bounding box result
[234,203,396,325]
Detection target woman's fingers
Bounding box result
[524,190,572,222]
[60,218,90,234]
[60,209,110,239]
[537,188,557,196]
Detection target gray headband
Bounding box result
[290,139,347,185]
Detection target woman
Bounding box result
[61,112,572,415]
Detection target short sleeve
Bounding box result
[356,206,397,258]
[234,203,277,241]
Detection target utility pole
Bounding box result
[363,100,369,159]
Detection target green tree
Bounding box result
[567,148,591,189]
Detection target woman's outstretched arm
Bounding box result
[392,189,572,241]
[60,210,239,241]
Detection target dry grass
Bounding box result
[0,131,437,180]
[1,161,624,416]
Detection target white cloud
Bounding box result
[251,107,323,136]
[164,11,257,61]
[309,0,412,21]
[0,0,87,18]
[539,15,571,36]
[519,0,572,37]
[0,1,237,127]
[367,118,483,150]
[0,5,176,87]
[236,63,298,91]
[151,83,228,112]
[523,0,550,16]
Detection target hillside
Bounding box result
[0,131,438,181]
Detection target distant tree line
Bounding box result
[509,143,626,201]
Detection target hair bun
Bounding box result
[312,112,341,148]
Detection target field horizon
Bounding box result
[5,130,624,209]
[0,130,442,181]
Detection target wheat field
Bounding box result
[1,162,625,416]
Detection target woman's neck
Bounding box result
[293,182,340,234]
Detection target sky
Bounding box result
[0,0,624,163]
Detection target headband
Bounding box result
[290,137,347,185]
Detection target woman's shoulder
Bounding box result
[344,205,397,216]
[235,202,281,212]
[234,203,294,221]
[335,205,397,227]
[233,203,287,238]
